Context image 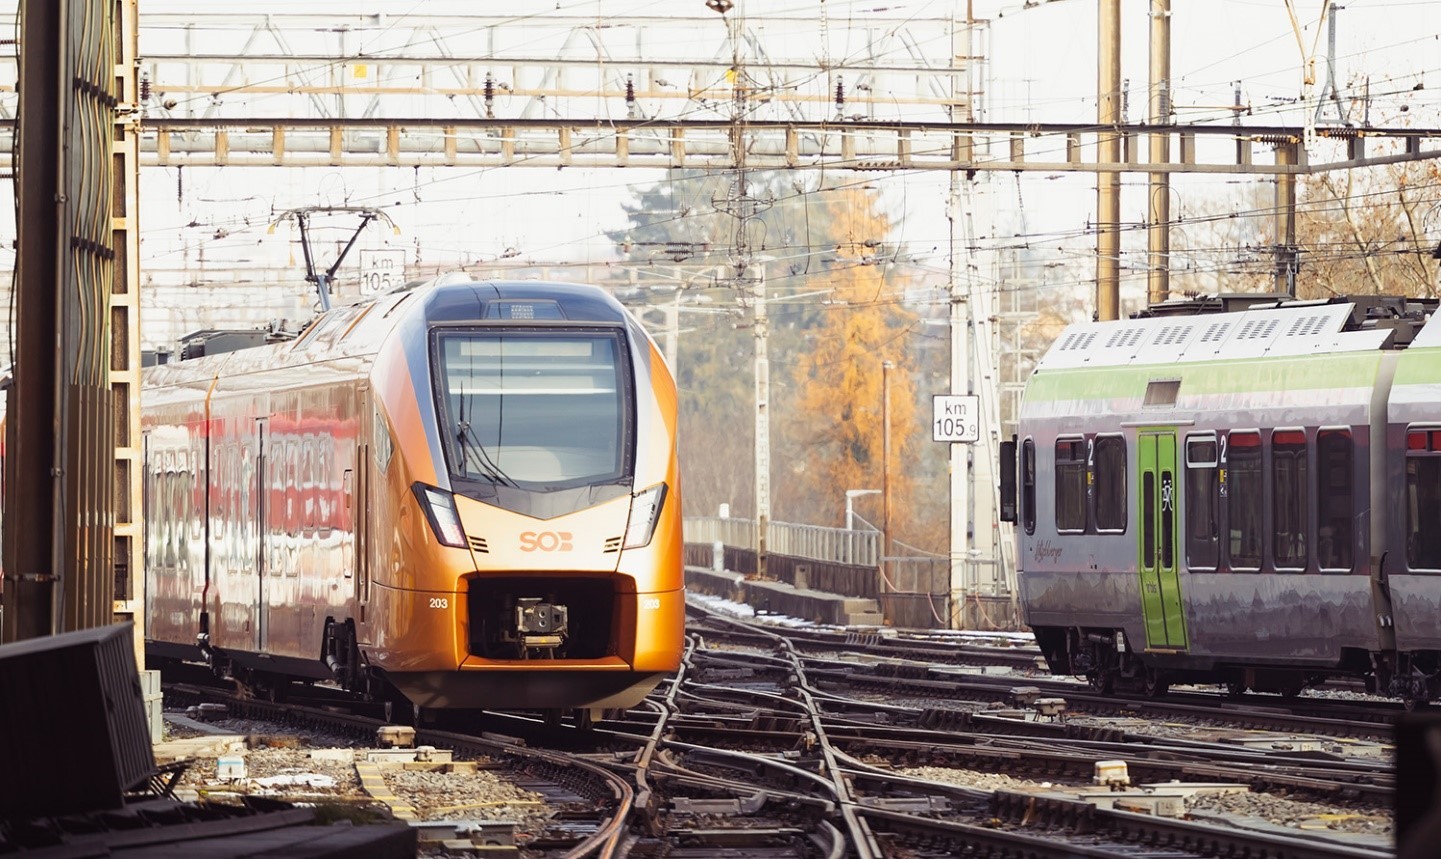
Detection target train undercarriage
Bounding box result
[1029,625,1408,703]
[151,612,612,729]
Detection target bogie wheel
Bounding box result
[1088,671,1115,695]
[1225,682,1248,699]
[1142,667,1169,698]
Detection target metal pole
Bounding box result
[1317,4,1347,124]
[754,261,769,580]
[949,9,975,628]
[1147,0,1172,306]
[1275,141,1299,296]
[668,290,680,372]
[881,360,894,603]
[1097,0,1122,321]
[3,0,63,642]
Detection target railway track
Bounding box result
[687,604,1400,742]
[155,604,1393,857]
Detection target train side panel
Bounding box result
[1018,312,1390,689]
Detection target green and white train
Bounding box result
[1002,294,1441,707]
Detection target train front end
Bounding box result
[367,281,684,711]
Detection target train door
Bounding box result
[141,430,153,627]
[356,442,370,624]
[1138,430,1188,650]
[255,418,269,652]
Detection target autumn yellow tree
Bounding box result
[779,187,926,546]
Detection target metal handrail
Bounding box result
[685,516,879,568]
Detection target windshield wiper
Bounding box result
[456,420,516,487]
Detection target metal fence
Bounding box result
[685,517,879,568]
[683,515,1023,631]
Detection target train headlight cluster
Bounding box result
[414,483,468,548]
[624,482,668,549]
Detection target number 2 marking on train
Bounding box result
[429,598,449,609]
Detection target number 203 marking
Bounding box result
[429,597,448,609]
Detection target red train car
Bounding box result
[143,279,685,716]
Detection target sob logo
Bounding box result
[519,531,574,552]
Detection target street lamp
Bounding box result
[845,489,881,531]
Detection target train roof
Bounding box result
[144,279,635,390]
[1035,295,1440,372]
[161,279,629,359]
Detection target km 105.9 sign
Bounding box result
[932,394,980,443]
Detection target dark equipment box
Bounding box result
[0,622,156,818]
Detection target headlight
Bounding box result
[624,482,668,549]
[413,483,467,548]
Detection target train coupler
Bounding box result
[514,598,569,650]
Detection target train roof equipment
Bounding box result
[1036,294,1439,372]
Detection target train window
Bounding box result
[1161,468,1175,569]
[267,445,283,575]
[436,330,630,489]
[302,437,317,536]
[1185,436,1219,570]
[1228,431,1263,570]
[1271,429,1308,570]
[1093,435,1126,532]
[1055,438,1087,533]
[1406,427,1441,570]
[317,441,332,539]
[1021,439,1036,535]
[286,440,300,576]
[1143,472,1156,563]
[1316,429,1353,571]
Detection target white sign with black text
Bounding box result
[359,248,405,295]
[932,394,980,443]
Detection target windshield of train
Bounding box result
[435,329,630,490]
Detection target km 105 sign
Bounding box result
[932,394,980,443]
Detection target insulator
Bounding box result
[625,74,636,105]
[834,76,845,110]
[483,71,495,119]
[139,72,152,103]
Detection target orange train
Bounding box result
[143,279,686,715]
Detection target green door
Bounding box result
[1138,431,1188,650]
